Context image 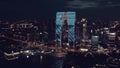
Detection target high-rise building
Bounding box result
[55,12,76,47]
[80,18,89,47]
[75,21,81,46]
[81,18,88,40]
[61,12,68,47]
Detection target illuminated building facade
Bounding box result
[56,12,75,47]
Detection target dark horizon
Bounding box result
[0,0,120,21]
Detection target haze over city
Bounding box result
[0,0,120,20]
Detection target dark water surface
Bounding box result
[0,37,120,68]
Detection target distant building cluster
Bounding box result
[55,12,120,50]
[75,19,120,49]
[0,16,120,49]
[0,20,54,45]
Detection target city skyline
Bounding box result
[0,1,120,67]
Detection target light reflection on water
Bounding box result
[2,52,119,68]
[0,38,120,68]
[52,58,64,68]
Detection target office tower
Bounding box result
[75,21,81,46]
[56,12,63,46]
[67,12,76,46]
[55,12,75,47]
[108,32,116,47]
[80,18,88,47]
[61,12,68,47]
[81,18,87,40]
[91,36,99,46]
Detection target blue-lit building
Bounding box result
[55,12,76,47]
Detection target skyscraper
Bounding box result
[81,18,88,40]
[55,12,75,47]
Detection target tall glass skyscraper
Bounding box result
[55,12,76,47]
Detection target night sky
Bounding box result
[0,0,120,20]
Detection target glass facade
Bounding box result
[67,12,75,42]
[56,12,76,46]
